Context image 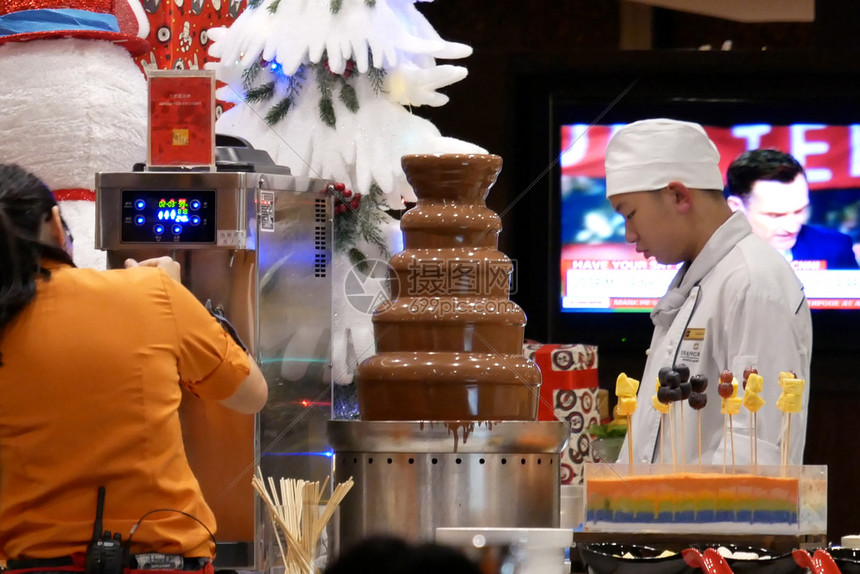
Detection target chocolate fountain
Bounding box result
[328,154,568,552]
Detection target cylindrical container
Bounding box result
[328,420,568,554]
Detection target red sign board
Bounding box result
[147,70,215,169]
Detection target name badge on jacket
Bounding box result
[678,327,705,366]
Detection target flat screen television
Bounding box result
[560,122,860,312]
[510,51,860,357]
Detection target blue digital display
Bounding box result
[121,189,215,243]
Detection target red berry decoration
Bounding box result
[344,60,356,78]
[343,189,352,198]
[334,182,346,192]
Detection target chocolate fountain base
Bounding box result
[328,420,569,554]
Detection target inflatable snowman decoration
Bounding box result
[0,0,150,269]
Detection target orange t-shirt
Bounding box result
[0,261,251,560]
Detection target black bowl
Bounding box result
[578,543,692,574]
[828,547,860,574]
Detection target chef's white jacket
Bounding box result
[617,212,812,467]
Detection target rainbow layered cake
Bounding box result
[584,463,827,535]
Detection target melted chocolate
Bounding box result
[356,154,541,421]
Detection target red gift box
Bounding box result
[135,0,246,115]
[523,342,600,485]
[523,343,599,421]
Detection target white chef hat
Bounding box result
[604,118,724,198]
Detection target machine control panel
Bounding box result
[120,189,216,243]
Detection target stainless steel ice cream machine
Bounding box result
[94,156,332,569]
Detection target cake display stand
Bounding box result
[573,461,828,572]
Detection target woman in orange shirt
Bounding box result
[0,164,267,571]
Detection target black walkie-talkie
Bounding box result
[84,486,125,574]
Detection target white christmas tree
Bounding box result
[206,0,484,206]
[205,0,485,394]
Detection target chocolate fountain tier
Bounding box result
[372,297,526,354]
[401,153,503,202]
[400,204,501,249]
[388,248,514,299]
[357,351,540,421]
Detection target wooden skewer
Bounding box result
[252,476,313,574]
[660,413,665,465]
[749,411,755,469]
[627,414,634,473]
[729,414,736,469]
[252,468,354,574]
[669,403,677,471]
[753,412,759,468]
[697,410,703,471]
[680,402,686,467]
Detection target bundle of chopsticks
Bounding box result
[252,467,354,574]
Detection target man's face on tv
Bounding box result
[737,174,811,252]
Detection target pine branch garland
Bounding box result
[365,0,376,6]
[366,65,386,95]
[316,62,333,100]
[357,184,389,252]
[338,81,359,113]
[267,0,281,14]
[330,0,343,13]
[265,97,292,124]
[347,247,370,274]
[245,81,276,103]
[334,213,358,254]
[242,64,262,92]
[248,0,263,8]
[319,96,336,127]
[332,183,391,262]
[316,62,336,127]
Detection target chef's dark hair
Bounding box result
[725,148,806,201]
[0,164,75,365]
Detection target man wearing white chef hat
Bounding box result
[605,118,812,467]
